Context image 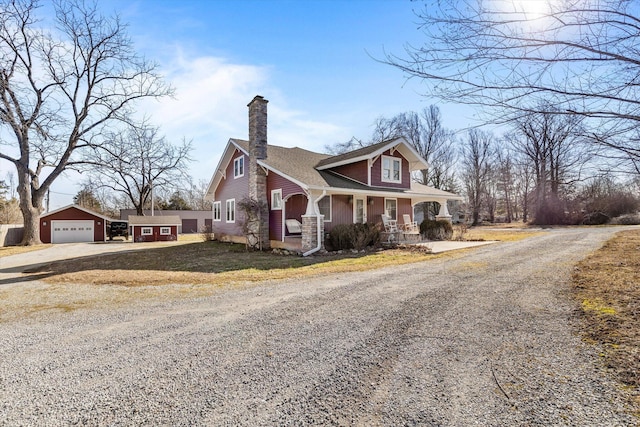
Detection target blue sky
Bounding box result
[19,0,479,209]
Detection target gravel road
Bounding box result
[0,227,636,426]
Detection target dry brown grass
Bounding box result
[465,226,545,242]
[0,244,52,257]
[28,242,447,286]
[572,229,640,412]
[1,242,456,321]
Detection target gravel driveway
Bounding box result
[0,227,635,425]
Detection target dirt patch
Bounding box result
[572,229,640,411]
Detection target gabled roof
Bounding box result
[127,215,182,226]
[232,139,331,187]
[205,137,460,201]
[205,139,254,199]
[316,137,429,171]
[40,204,115,221]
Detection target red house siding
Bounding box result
[286,195,307,219]
[267,172,306,240]
[370,150,411,189]
[132,225,178,242]
[271,194,307,239]
[39,207,105,243]
[325,196,415,233]
[267,172,305,199]
[398,198,413,220]
[326,195,351,233]
[331,160,369,185]
[366,197,386,226]
[213,149,248,238]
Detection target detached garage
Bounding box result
[40,205,110,244]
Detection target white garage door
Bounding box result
[51,220,95,243]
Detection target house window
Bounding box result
[160,227,171,235]
[382,155,401,183]
[318,196,331,222]
[141,227,152,235]
[385,198,398,221]
[226,199,235,222]
[271,189,283,210]
[213,201,221,221]
[234,156,244,178]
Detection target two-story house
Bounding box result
[205,96,462,255]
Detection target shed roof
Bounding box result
[127,215,182,226]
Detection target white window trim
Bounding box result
[226,199,235,223]
[384,198,398,221]
[381,155,402,184]
[213,201,221,221]
[271,189,283,210]
[141,227,152,235]
[353,196,367,224]
[233,156,244,178]
[160,227,171,235]
[318,195,332,222]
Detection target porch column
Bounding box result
[301,214,325,252]
[435,199,452,222]
[301,191,326,253]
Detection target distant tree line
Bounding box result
[370,0,640,225]
[328,104,639,226]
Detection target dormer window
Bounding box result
[234,156,244,178]
[382,155,401,183]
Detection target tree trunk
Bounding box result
[17,174,45,246]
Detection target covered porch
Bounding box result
[271,185,463,254]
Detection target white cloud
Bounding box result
[42,50,356,208]
[139,50,351,181]
[269,104,346,152]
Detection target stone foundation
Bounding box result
[301,214,324,253]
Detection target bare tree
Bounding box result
[579,175,639,222]
[368,107,460,220]
[494,147,516,222]
[324,137,366,155]
[383,0,640,171]
[370,107,459,189]
[514,160,535,223]
[460,129,494,225]
[85,122,192,216]
[85,185,121,219]
[508,110,589,224]
[416,106,458,192]
[73,186,102,213]
[0,0,170,245]
[183,179,213,211]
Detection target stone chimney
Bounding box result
[247,95,270,249]
[248,95,268,160]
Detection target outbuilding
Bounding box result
[40,204,111,244]
[128,215,181,242]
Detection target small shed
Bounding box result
[40,204,110,244]
[128,215,181,242]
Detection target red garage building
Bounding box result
[40,205,111,244]
[128,215,181,242]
